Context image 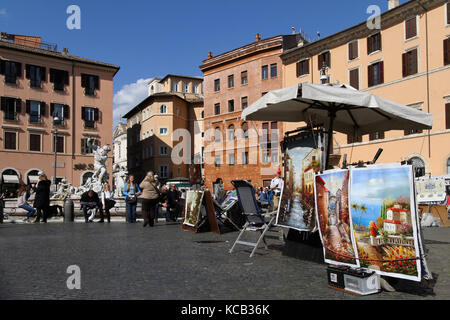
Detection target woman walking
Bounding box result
[100,183,115,223]
[123,175,141,223]
[139,171,160,228]
[17,184,36,222]
[33,172,51,223]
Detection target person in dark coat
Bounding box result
[0,191,5,224]
[80,189,102,223]
[33,172,51,223]
[167,185,180,222]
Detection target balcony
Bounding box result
[84,120,96,130]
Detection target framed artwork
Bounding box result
[183,190,205,227]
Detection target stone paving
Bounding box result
[0,219,448,300]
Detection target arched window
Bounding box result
[227,125,235,141]
[27,170,41,185]
[160,105,168,114]
[242,122,249,139]
[214,127,222,142]
[410,157,425,177]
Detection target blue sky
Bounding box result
[0,0,408,126]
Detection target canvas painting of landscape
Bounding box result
[350,164,421,281]
[276,135,322,232]
[315,169,359,267]
[183,191,205,227]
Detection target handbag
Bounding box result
[151,183,162,201]
[106,199,117,210]
[126,196,137,204]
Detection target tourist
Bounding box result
[33,172,51,224]
[123,175,141,223]
[156,186,169,222]
[167,184,180,222]
[139,171,160,227]
[17,184,36,223]
[259,187,270,209]
[80,189,102,223]
[0,192,5,224]
[100,183,115,223]
[214,178,225,202]
[269,169,284,211]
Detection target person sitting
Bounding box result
[17,184,36,223]
[259,187,270,209]
[167,185,180,222]
[80,189,102,223]
[156,186,170,222]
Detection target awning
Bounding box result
[2,175,19,184]
[28,175,40,184]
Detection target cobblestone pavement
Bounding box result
[0,220,448,300]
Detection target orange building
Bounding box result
[200,33,305,190]
[280,0,450,176]
[0,33,120,194]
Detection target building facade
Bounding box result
[281,0,450,176]
[200,33,305,190]
[0,33,119,194]
[113,122,128,171]
[124,74,204,183]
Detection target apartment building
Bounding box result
[123,74,204,182]
[0,33,119,194]
[200,33,305,190]
[280,0,450,176]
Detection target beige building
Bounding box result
[123,74,204,182]
[280,0,450,176]
[0,33,119,194]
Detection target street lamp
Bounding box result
[320,62,329,84]
[52,111,61,190]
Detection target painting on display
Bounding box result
[350,164,422,281]
[220,190,238,210]
[415,176,447,204]
[183,190,205,227]
[315,169,359,267]
[276,133,323,232]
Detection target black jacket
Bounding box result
[167,190,179,207]
[80,191,101,208]
[33,180,51,209]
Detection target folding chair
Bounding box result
[212,198,242,231]
[229,180,278,258]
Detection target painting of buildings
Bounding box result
[315,169,358,267]
[350,164,422,281]
[183,191,205,227]
[276,135,322,232]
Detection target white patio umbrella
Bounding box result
[242,83,433,168]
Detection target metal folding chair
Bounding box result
[229,180,278,258]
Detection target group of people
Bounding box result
[122,172,183,227]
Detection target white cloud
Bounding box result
[113,78,152,127]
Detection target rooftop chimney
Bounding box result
[207,51,213,59]
[388,0,400,10]
[62,48,69,55]
[255,33,261,42]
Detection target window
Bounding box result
[183,82,189,93]
[402,49,418,77]
[447,2,450,25]
[160,166,168,179]
[262,149,270,164]
[444,38,450,66]
[214,103,220,115]
[242,122,249,139]
[347,133,363,144]
[215,155,221,168]
[81,107,97,129]
[262,122,270,148]
[270,64,278,78]
[1,97,21,121]
[160,146,168,156]
[348,41,359,60]
[228,75,234,88]
[241,71,248,85]
[194,83,199,94]
[369,131,385,141]
[26,65,45,88]
[404,128,423,136]
[214,79,220,92]
[201,111,204,119]
[159,128,168,136]
[318,51,331,69]
[160,105,168,114]
[4,131,17,150]
[50,69,69,91]
[405,17,417,40]
[241,96,248,109]
[228,100,234,113]
[81,138,100,154]
[349,68,359,90]
[242,152,249,165]
[367,33,382,54]
[410,157,425,177]
[27,100,45,124]
[261,65,269,80]
[214,127,222,142]
[227,125,235,141]
[368,61,384,87]
[228,153,235,166]
[81,74,99,96]
[53,135,64,153]
[296,59,310,77]
[445,103,450,129]
[0,60,21,84]
[172,81,178,92]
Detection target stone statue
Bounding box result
[113,164,128,198]
[89,138,111,186]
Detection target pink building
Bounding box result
[0,33,119,194]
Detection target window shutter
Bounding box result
[446,103,450,130]
[0,59,4,75]
[296,62,300,77]
[327,52,331,68]
[350,69,359,90]
[26,100,31,114]
[318,54,324,70]
[40,67,46,81]
[444,38,450,66]
[40,102,46,116]
[94,76,99,90]
[64,71,69,85]
[15,63,22,77]
[379,61,384,84]
[81,74,87,88]
[15,99,22,113]
[368,65,374,87]
[64,105,70,120]
[402,52,408,77]
[367,37,373,54]
[50,103,55,117]
[411,49,418,74]
[81,107,86,120]
[1,97,7,112]
[26,65,31,79]
[94,108,99,121]
[305,59,310,74]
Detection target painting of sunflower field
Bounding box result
[350,164,422,282]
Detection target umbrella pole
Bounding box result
[325,111,336,170]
